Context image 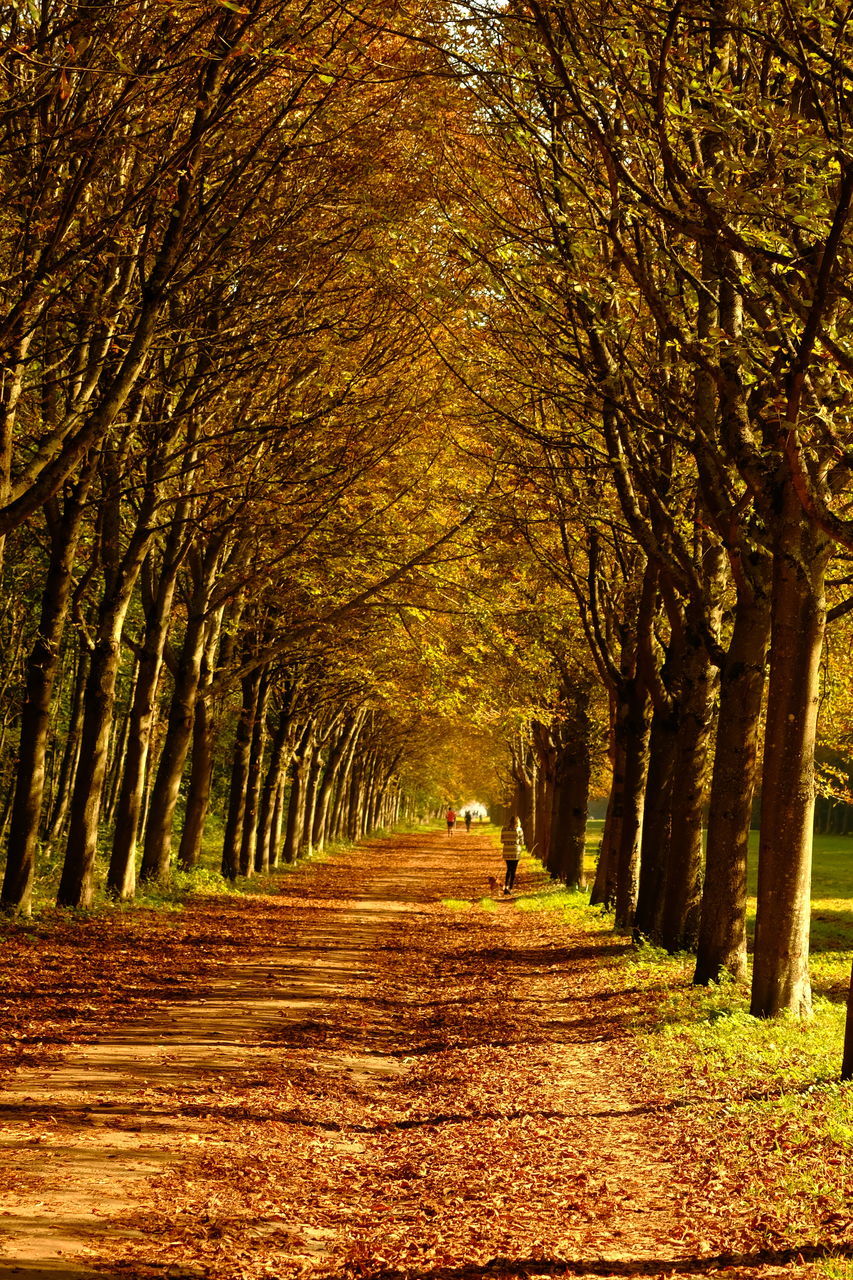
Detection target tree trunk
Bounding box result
[613,681,651,929]
[633,700,678,941]
[222,668,262,881]
[548,701,592,889]
[751,512,831,1018]
[0,476,92,916]
[138,550,223,885]
[43,646,90,846]
[176,697,213,871]
[347,754,364,841]
[842,960,853,1082]
[2,485,90,914]
[365,755,382,835]
[107,554,180,897]
[103,665,136,829]
[311,714,362,852]
[512,745,536,852]
[0,331,34,581]
[695,582,770,983]
[296,747,314,848]
[532,723,556,868]
[269,776,287,867]
[176,607,225,873]
[239,669,269,876]
[345,760,360,842]
[57,534,153,908]
[255,709,293,873]
[299,748,323,856]
[660,629,718,953]
[328,726,361,842]
[56,632,128,907]
[282,725,313,864]
[590,741,622,908]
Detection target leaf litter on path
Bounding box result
[0,835,835,1279]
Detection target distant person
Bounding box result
[463,809,472,832]
[500,815,524,893]
[445,806,457,835]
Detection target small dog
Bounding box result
[487,875,499,895]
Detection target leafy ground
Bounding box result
[0,829,851,1279]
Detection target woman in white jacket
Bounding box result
[500,816,524,894]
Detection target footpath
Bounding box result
[0,831,799,1279]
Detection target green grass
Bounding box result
[745,829,852,999]
[514,819,852,995]
[822,1258,853,1280]
[743,830,853,1002]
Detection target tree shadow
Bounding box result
[461,944,628,970]
[323,1242,853,1280]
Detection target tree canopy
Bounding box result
[1,0,852,1068]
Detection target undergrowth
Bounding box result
[13,827,359,919]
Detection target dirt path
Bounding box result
[0,832,784,1279]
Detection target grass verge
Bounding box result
[512,838,853,1274]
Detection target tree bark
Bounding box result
[221,668,262,881]
[613,681,651,928]
[532,722,556,868]
[269,775,287,868]
[255,708,293,873]
[177,697,212,871]
[347,752,367,841]
[695,581,770,983]
[43,645,90,847]
[107,551,182,897]
[660,627,718,953]
[311,713,362,852]
[842,961,853,1082]
[548,697,592,888]
[512,743,536,852]
[299,747,323,856]
[2,479,91,914]
[176,606,226,872]
[57,517,155,907]
[282,724,313,864]
[139,541,225,884]
[103,665,136,829]
[239,669,269,876]
[327,723,361,842]
[750,508,831,1018]
[590,736,622,908]
[633,700,678,941]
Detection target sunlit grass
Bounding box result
[823,1257,853,1280]
[516,886,590,914]
[743,830,853,1001]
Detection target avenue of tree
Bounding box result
[1,0,852,1073]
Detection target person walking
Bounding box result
[463,809,472,833]
[445,806,457,835]
[500,815,524,893]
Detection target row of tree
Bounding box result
[426,0,853,1022]
[0,0,477,913]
